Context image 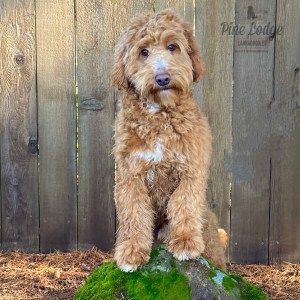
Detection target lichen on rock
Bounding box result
[74,245,266,300]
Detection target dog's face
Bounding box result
[112,10,204,102]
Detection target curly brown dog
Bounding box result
[112,10,227,272]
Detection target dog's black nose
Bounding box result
[155,73,170,86]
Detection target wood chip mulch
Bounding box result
[0,248,112,300]
[227,262,300,300]
[0,249,299,299]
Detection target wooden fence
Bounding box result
[0,0,299,264]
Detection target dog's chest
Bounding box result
[132,113,186,164]
[133,138,185,166]
[145,164,181,224]
[134,140,164,163]
[145,164,180,202]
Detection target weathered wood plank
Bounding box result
[195,1,234,247]
[269,0,300,263]
[76,0,156,251]
[0,0,39,251]
[231,1,276,263]
[76,0,116,251]
[153,0,194,20]
[36,0,77,252]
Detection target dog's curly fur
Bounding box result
[112,10,227,272]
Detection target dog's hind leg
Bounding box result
[202,209,227,269]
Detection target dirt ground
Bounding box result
[0,249,299,300]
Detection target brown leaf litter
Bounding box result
[0,249,299,299]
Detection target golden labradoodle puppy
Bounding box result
[112,10,227,272]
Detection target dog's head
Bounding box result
[111,10,204,103]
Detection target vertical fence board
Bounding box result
[76,0,116,251]
[195,0,234,242]
[231,1,276,263]
[77,0,155,251]
[154,0,193,19]
[36,1,76,252]
[0,0,38,251]
[269,0,300,263]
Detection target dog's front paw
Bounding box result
[118,263,138,272]
[168,236,205,261]
[114,240,150,272]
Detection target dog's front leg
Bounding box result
[114,172,154,272]
[167,175,206,261]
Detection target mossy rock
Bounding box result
[74,246,266,300]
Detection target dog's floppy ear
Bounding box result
[111,40,127,90]
[112,14,152,90]
[182,23,205,82]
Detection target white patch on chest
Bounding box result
[146,102,160,114]
[134,141,163,163]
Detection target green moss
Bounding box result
[209,269,217,280]
[74,253,190,300]
[229,275,267,300]
[222,276,236,292]
[241,283,267,300]
[209,268,266,299]
[74,262,127,300]
[75,246,266,300]
[126,267,190,300]
[150,245,163,259]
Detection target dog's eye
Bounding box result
[167,44,177,51]
[140,48,149,57]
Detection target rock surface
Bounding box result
[74,246,266,300]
